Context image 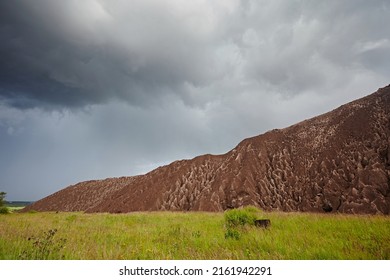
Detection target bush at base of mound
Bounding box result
[224,206,263,228]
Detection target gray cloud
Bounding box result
[0,0,230,109]
[0,0,389,200]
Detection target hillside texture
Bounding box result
[23,86,390,214]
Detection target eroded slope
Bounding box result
[23,86,390,214]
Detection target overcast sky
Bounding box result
[1,0,389,201]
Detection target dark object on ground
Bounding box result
[322,202,333,213]
[255,219,271,228]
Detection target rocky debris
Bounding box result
[22,85,390,214]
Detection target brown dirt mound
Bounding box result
[22,85,390,214]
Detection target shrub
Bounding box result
[0,207,10,214]
[224,206,262,228]
[224,206,263,239]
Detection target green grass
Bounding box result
[0,210,389,260]
[6,206,25,213]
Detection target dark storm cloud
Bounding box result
[1,0,389,109]
[1,0,390,201]
[0,0,225,109]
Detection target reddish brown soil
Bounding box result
[23,85,390,214]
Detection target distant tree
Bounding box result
[0,192,6,207]
[0,192,9,214]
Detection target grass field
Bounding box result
[3,202,30,213]
[0,210,389,260]
[5,206,25,213]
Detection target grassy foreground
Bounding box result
[0,210,389,260]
